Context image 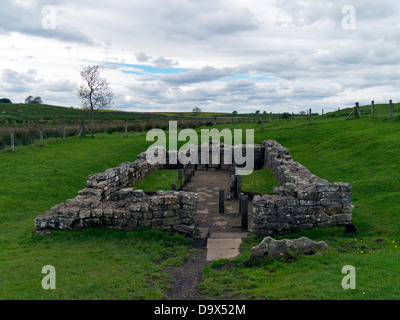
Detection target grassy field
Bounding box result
[0,133,194,299]
[240,168,279,195]
[201,115,400,300]
[133,169,185,193]
[1,106,400,299]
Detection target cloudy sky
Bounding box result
[0,0,399,113]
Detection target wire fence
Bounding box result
[2,100,399,152]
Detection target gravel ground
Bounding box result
[163,170,253,300]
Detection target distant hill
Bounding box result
[0,103,154,123]
[0,103,279,124]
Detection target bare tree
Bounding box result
[77,65,114,126]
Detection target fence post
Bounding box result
[261,117,264,131]
[355,102,362,118]
[178,169,183,190]
[219,189,225,214]
[371,100,375,117]
[40,128,43,146]
[322,109,324,117]
[124,120,128,137]
[63,125,66,139]
[309,109,312,125]
[390,100,394,119]
[240,194,249,231]
[10,131,15,152]
[236,175,242,199]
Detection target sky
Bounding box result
[0,0,399,114]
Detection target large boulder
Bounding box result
[250,236,329,260]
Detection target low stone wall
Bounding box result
[35,189,197,234]
[85,153,163,202]
[34,150,198,235]
[34,139,352,237]
[252,140,352,235]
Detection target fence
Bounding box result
[3,100,398,151]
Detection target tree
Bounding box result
[25,96,34,104]
[25,96,43,104]
[281,112,291,119]
[0,98,12,103]
[255,110,260,114]
[32,97,43,104]
[232,110,238,115]
[77,65,114,126]
[192,107,201,114]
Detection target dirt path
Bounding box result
[163,170,252,300]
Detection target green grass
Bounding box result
[2,107,400,299]
[0,102,153,123]
[201,230,400,299]
[133,169,185,193]
[239,168,279,195]
[199,115,400,300]
[0,133,193,299]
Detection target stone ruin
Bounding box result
[251,140,352,235]
[34,140,353,236]
[34,151,198,235]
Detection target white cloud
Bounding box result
[0,0,400,112]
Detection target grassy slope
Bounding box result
[202,116,400,300]
[0,133,192,299]
[1,111,400,299]
[0,103,153,122]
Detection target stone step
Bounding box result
[206,232,250,261]
[208,232,251,239]
[195,227,209,239]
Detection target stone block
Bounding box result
[163,217,181,226]
[79,210,91,219]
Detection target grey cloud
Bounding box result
[0,69,41,93]
[135,52,152,63]
[46,79,76,92]
[152,57,179,68]
[157,0,259,41]
[161,66,236,85]
[0,0,96,44]
[135,53,179,68]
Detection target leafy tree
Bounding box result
[0,98,12,103]
[232,110,238,115]
[255,110,260,114]
[281,112,291,119]
[192,107,201,114]
[77,65,114,125]
[25,96,43,104]
[32,97,43,104]
[25,96,34,104]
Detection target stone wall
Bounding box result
[34,139,352,237]
[34,150,198,235]
[252,140,353,235]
